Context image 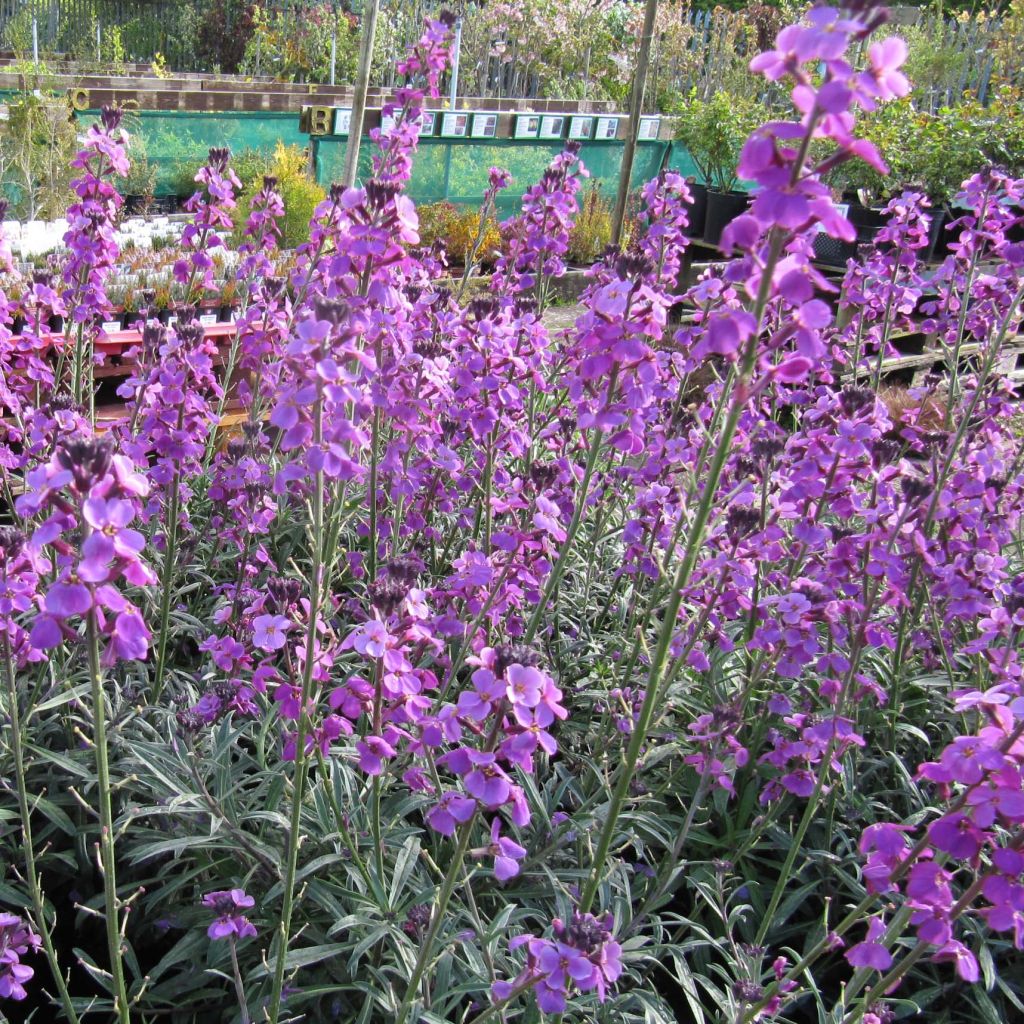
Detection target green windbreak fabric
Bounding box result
[71,107,714,208]
[82,109,308,193]
[316,136,673,216]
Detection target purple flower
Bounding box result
[845,917,892,971]
[202,889,257,941]
[357,735,397,775]
[477,819,527,881]
[425,791,477,836]
[505,663,545,708]
[252,613,291,652]
[0,913,39,1002]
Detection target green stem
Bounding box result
[578,233,785,915]
[464,977,538,1024]
[150,474,181,705]
[368,405,381,581]
[314,749,385,905]
[393,820,476,1024]
[86,615,131,1024]
[2,640,81,1024]
[523,411,610,644]
[266,399,325,1024]
[228,935,251,1024]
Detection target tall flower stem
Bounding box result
[578,232,785,915]
[86,615,131,1024]
[150,474,181,705]
[228,935,251,1024]
[523,370,618,643]
[2,640,81,1024]
[739,719,1024,1024]
[368,405,381,581]
[266,397,325,1024]
[393,819,476,1024]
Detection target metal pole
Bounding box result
[449,16,462,108]
[611,0,658,247]
[330,8,337,86]
[32,16,38,63]
[342,0,381,187]
[96,23,101,61]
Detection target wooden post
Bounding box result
[342,0,381,188]
[611,0,658,247]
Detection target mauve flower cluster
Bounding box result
[15,437,154,664]
[494,911,622,1013]
[0,913,39,1002]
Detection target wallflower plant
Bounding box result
[0,4,1023,1023]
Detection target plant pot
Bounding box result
[926,206,949,262]
[48,314,64,333]
[101,311,125,334]
[198,303,220,328]
[1007,202,1024,245]
[152,195,177,215]
[703,189,748,247]
[846,201,886,246]
[684,182,708,240]
[125,194,151,216]
[219,304,238,323]
[812,231,859,267]
[121,310,145,331]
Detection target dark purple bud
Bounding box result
[0,525,26,563]
[493,643,543,677]
[100,105,124,132]
[207,147,231,174]
[55,437,114,491]
[313,298,352,327]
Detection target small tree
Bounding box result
[0,92,79,220]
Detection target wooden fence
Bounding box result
[1,0,1016,108]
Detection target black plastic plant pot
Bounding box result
[812,231,859,267]
[846,201,886,245]
[703,189,749,247]
[926,206,949,262]
[684,182,709,239]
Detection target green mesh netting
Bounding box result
[316,137,674,215]
[73,106,714,208]
[83,110,309,194]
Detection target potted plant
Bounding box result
[219,278,239,322]
[903,103,993,260]
[123,137,157,216]
[567,184,613,267]
[120,288,143,330]
[673,89,758,246]
[826,99,915,247]
[152,281,173,324]
[171,161,201,206]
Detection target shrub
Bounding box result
[672,88,762,191]
[568,183,613,263]
[233,142,325,250]
[417,200,502,266]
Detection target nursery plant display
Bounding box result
[1,7,1024,1024]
